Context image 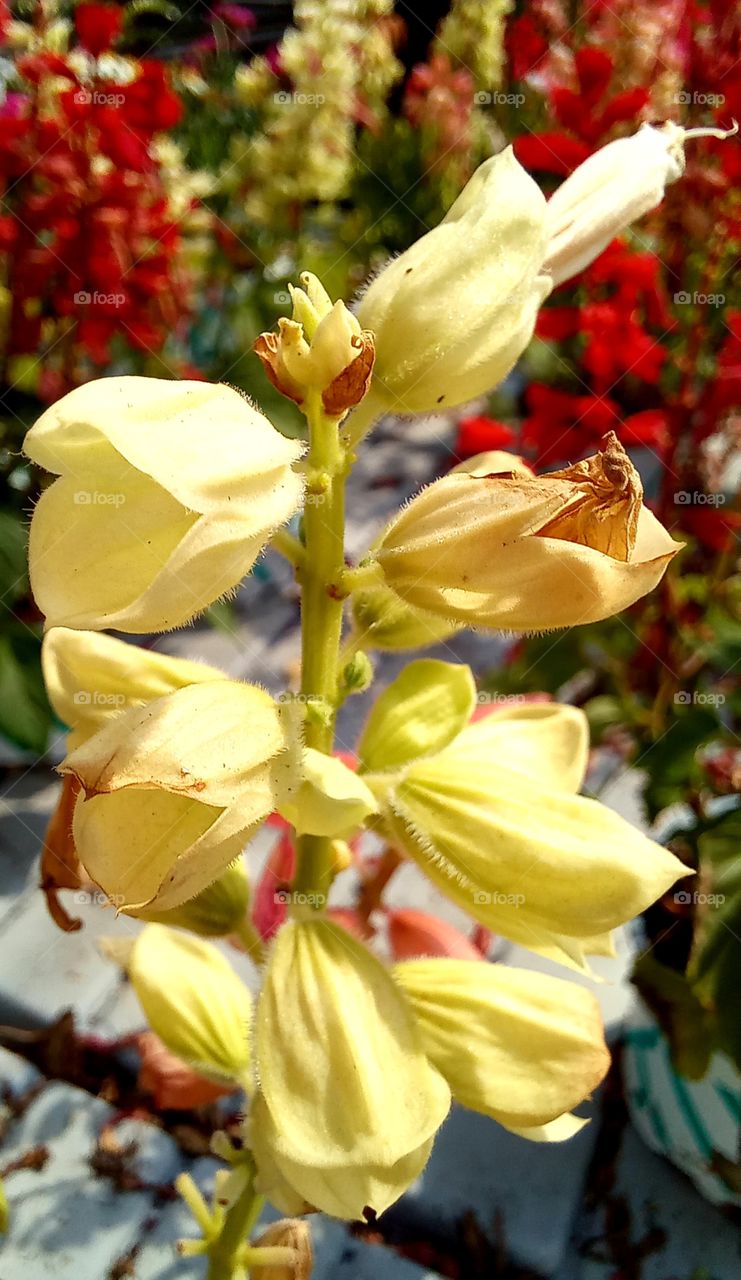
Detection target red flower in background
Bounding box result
[454,414,516,458]
[0,25,193,395]
[75,4,123,56]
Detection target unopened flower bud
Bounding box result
[356,148,551,416]
[255,273,375,418]
[339,650,374,696]
[250,1219,313,1280]
[351,582,457,651]
[126,925,252,1086]
[374,433,682,632]
[544,121,739,286]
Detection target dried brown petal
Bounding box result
[537,432,642,560]
[322,332,376,417]
[40,775,84,932]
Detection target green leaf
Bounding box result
[0,629,53,754]
[642,708,719,819]
[632,953,713,1080]
[688,809,741,1072]
[0,510,29,606]
[357,659,476,773]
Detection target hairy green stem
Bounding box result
[292,392,347,900]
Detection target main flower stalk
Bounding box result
[293,390,348,899]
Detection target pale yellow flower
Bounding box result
[25,377,303,632]
[252,918,450,1219]
[373,434,681,631]
[396,959,609,1138]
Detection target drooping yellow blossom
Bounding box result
[395,959,610,1138]
[373,434,682,631]
[42,626,225,748]
[126,925,252,1086]
[25,377,304,632]
[365,701,689,968]
[61,680,287,912]
[252,918,450,1219]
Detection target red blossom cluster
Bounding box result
[0,4,192,399]
[455,2,739,558]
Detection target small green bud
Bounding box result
[339,651,373,696]
[136,859,250,938]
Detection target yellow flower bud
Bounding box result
[138,858,250,938]
[255,273,374,418]
[367,703,689,964]
[253,919,450,1219]
[544,122,738,286]
[355,147,551,416]
[62,681,287,912]
[25,377,304,632]
[374,433,681,631]
[357,659,476,773]
[126,925,252,1086]
[395,959,610,1136]
[249,1219,313,1280]
[274,747,377,838]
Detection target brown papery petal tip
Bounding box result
[537,433,643,561]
